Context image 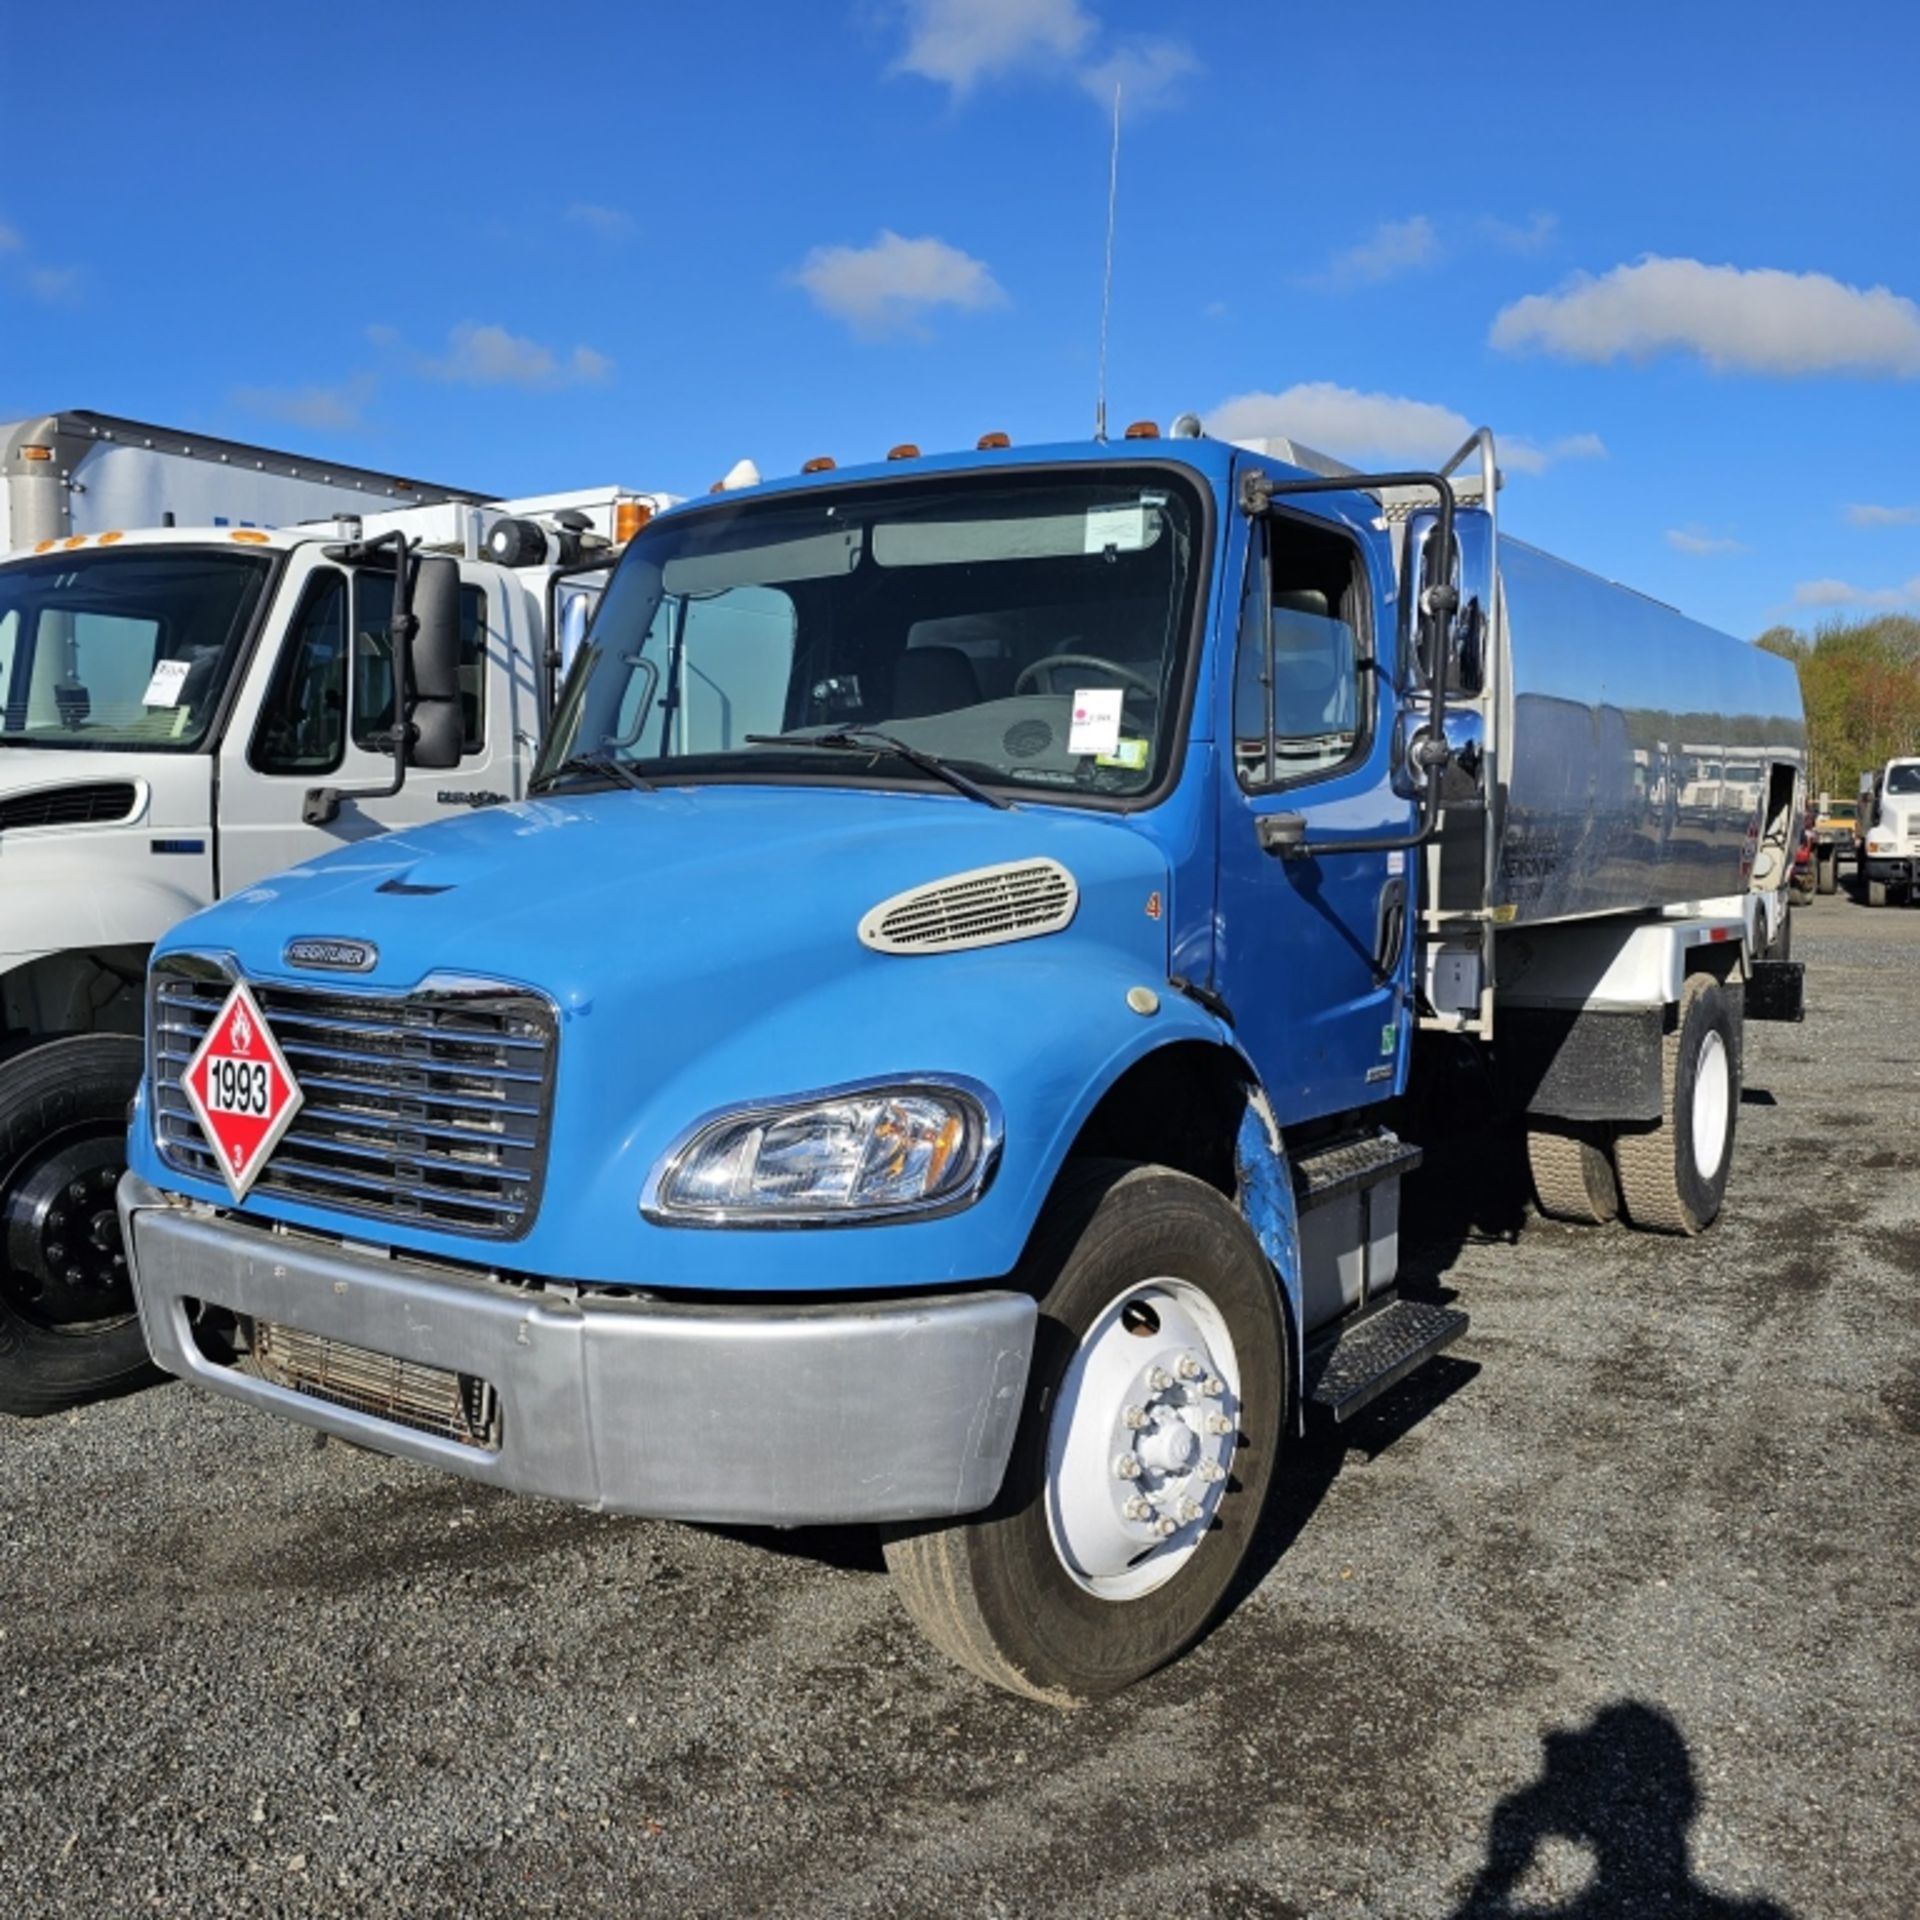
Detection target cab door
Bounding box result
[215,555,512,895]
[1212,496,1416,1126]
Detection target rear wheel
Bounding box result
[1613,977,1738,1236]
[1816,850,1837,895]
[1527,1127,1619,1224]
[884,1163,1287,1704]
[0,1035,155,1416]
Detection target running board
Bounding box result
[1303,1298,1468,1425]
[1291,1129,1423,1212]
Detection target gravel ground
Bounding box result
[2,894,1915,1919]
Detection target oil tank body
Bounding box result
[1493,537,1804,925]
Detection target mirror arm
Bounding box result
[1240,467,1457,859]
[303,532,416,828]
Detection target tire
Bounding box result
[1866,879,1888,908]
[0,1034,156,1416]
[1527,1127,1619,1224]
[1612,977,1739,1237]
[883,1162,1287,1704]
[1816,851,1837,896]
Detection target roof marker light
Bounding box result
[33,539,55,553]
[887,443,920,461]
[802,456,837,474]
[976,431,1011,450]
[230,529,271,544]
[62,535,88,549]
[615,500,653,543]
[1124,420,1160,440]
[99,531,124,544]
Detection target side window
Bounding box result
[251,570,347,774]
[0,610,16,725]
[352,576,488,757]
[1234,516,1366,790]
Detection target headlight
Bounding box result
[642,1078,1001,1226]
[1868,833,1893,852]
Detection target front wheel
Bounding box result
[884,1163,1287,1703]
[1816,850,1838,895]
[0,1035,156,1416]
[1866,878,1889,907]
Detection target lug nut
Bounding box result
[1146,1367,1173,1393]
[68,1181,88,1204]
[1176,1353,1204,1381]
[1206,1413,1234,1435]
[1178,1498,1203,1523]
[1122,1405,1148,1430]
[1123,1496,1153,1522]
[1201,1376,1225,1399]
[1199,1460,1225,1483]
[1113,1453,1142,1481]
[1154,1517,1179,1538]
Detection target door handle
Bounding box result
[1374,877,1407,980]
[1256,813,1308,857]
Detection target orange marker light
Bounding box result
[33,538,55,553]
[21,445,52,462]
[801,456,836,474]
[1124,420,1161,440]
[614,499,653,543]
[230,529,271,544]
[887,443,920,461]
[62,535,88,549]
[99,530,125,544]
[976,431,1011,450]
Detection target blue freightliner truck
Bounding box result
[118,423,1806,1701]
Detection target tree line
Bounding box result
[1756,615,1920,801]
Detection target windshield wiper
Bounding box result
[745,729,1012,810]
[535,750,655,794]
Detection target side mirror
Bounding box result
[407,555,464,771]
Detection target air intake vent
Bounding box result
[0,781,140,832]
[859,858,1078,954]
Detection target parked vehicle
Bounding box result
[0,480,670,1411]
[117,424,1805,1700]
[2,408,482,552]
[1810,794,1856,896]
[1857,759,1920,906]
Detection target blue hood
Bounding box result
[142,783,1215,1291]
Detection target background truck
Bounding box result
[118,422,1804,1702]
[1856,759,1920,906]
[1811,792,1857,895]
[0,475,670,1411]
[3,408,482,551]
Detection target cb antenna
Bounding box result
[1095,81,1121,442]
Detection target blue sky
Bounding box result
[3,0,1916,639]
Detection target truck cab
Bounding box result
[1859,758,1920,906]
[117,428,1803,1700]
[0,489,665,1411]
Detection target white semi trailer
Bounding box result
[0,477,670,1410]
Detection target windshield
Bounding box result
[0,548,273,753]
[1887,764,1920,796]
[537,468,1205,804]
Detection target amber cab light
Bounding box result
[1123,420,1161,440]
[887,443,920,461]
[615,499,653,543]
[976,431,1011,450]
[801,456,836,474]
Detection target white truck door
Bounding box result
[216,556,519,895]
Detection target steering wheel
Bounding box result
[1013,654,1160,699]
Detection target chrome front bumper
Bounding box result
[119,1176,1036,1525]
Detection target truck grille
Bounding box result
[150,957,555,1239]
[247,1319,500,1449]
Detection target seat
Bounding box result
[892,645,981,719]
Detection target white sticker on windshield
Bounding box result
[1084,504,1146,555]
[1069,687,1125,757]
[142,659,191,708]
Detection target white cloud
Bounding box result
[1846,502,1920,528]
[419,321,613,387]
[234,374,378,432]
[1204,381,1601,475]
[24,264,82,304]
[892,0,1092,92]
[565,202,633,241]
[790,230,1006,339]
[1665,525,1747,556]
[1794,576,1920,608]
[1076,36,1200,110]
[1491,255,1920,376]
[1312,216,1440,290]
[0,220,21,253]
[1479,211,1558,255]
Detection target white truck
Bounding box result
[1857,757,1920,906]
[0,459,671,1411]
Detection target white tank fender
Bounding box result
[1495,904,1754,1015]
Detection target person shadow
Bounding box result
[1446,1700,1800,1919]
